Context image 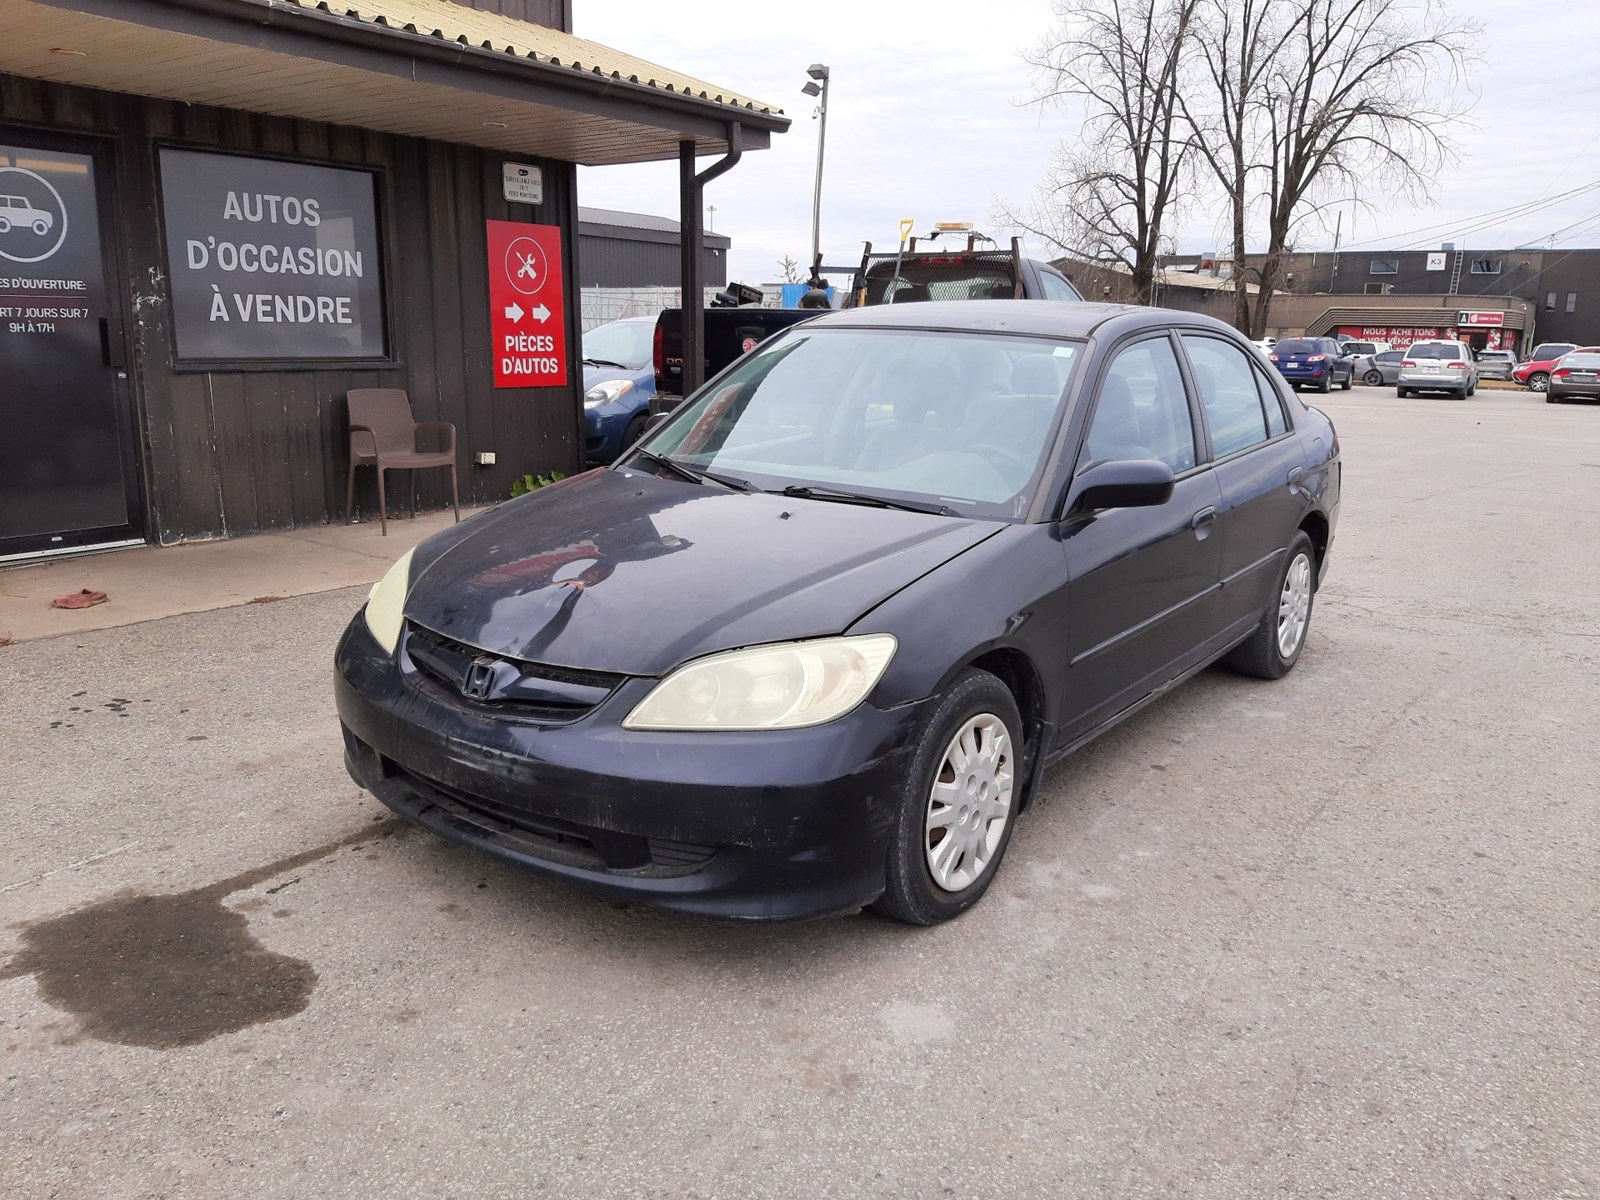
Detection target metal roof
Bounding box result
[578,206,730,246]
[0,0,787,165]
[279,0,782,118]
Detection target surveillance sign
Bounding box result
[159,148,386,360]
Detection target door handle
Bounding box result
[99,317,126,369]
[1287,466,1305,488]
[1190,507,1215,538]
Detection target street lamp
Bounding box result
[801,63,829,287]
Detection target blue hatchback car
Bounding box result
[582,317,657,463]
[1268,336,1353,392]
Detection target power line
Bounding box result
[1337,175,1600,251]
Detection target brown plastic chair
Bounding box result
[345,389,460,536]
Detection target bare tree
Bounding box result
[1005,0,1198,305]
[777,255,803,284]
[1184,0,1478,335]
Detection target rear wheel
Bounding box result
[1397,386,1409,398]
[1318,374,1332,393]
[1341,369,1353,390]
[1364,370,1383,386]
[1528,372,1550,393]
[1226,532,1316,681]
[1546,392,1561,404]
[872,669,1023,925]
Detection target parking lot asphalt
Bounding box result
[3,389,1596,1200]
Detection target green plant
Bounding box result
[510,470,566,498]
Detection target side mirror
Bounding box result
[643,411,671,438]
[1067,459,1175,517]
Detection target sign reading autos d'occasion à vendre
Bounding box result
[159,149,386,360]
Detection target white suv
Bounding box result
[1397,340,1478,399]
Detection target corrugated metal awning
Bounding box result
[1308,306,1528,335]
[0,0,788,164]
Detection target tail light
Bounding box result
[1554,368,1571,379]
[1447,360,1467,368]
[652,320,664,380]
[1401,359,1416,368]
[1269,354,1279,362]
[1306,354,1326,362]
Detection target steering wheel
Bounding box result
[968,443,1030,477]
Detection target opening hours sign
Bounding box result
[486,219,567,389]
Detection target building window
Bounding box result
[1369,259,1399,275]
[1364,283,1391,295]
[1567,292,1578,313]
[1546,292,1557,311]
[1470,258,1503,275]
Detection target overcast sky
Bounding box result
[574,0,1600,285]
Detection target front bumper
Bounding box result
[334,616,924,920]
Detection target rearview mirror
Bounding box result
[1067,459,1175,517]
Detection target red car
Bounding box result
[1512,343,1586,393]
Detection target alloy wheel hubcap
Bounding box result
[925,714,1014,893]
[1277,552,1313,658]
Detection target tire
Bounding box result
[620,411,648,455]
[1341,371,1353,391]
[1546,392,1560,404]
[31,219,48,236]
[871,669,1024,925]
[1528,372,1549,393]
[1318,374,1332,393]
[1364,371,1383,386]
[1225,531,1316,681]
[0,217,9,234]
[1397,387,1409,398]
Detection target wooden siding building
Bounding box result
[0,0,785,559]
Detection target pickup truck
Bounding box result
[849,234,1083,305]
[652,304,816,403]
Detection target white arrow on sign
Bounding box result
[531,304,551,323]
[504,302,524,322]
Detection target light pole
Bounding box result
[801,63,829,287]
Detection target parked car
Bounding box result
[1474,349,1517,381]
[581,317,657,463]
[1250,337,1277,354]
[1268,336,1354,391]
[1397,340,1479,398]
[335,301,1341,924]
[1340,340,1389,357]
[1546,350,1600,403]
[0,194,53,235]
[1356,349,1404,386]
[1512,343,1580,393]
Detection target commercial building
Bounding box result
[577,206,729,289]
[1165,246,1598,352]
[0,0,785,561]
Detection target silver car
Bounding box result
[1547,351,1600,403]
[1475,350,1516,381]
[1397,340,1479,399]
[1356,349,1404,386]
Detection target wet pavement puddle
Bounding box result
[1,819,403,1049]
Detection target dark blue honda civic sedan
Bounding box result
[335,302,1341,924]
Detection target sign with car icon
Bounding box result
[0,194,55,235]
[0,167,69,264]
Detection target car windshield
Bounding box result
[638,326,1084,520]
[1273,339,1319,355]
[582,320,652,368]
[1406,343,1459,359]
[1531,344,1577,360]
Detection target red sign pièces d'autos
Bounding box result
[486,219,567,389]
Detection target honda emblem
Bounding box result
[461,657,497,701]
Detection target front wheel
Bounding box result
[1528,372,1550,393]
[1364,370,1383,386]
[31,219,49,236]
[1226,531,1316,680]
[872,669,1023,925]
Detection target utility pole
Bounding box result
[707,204,716,232]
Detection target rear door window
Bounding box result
[1181,335,1270,458]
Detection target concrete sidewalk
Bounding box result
[0,507,487,644]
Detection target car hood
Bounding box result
[582,363,649,388]
[403,468,1001,676]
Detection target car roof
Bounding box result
[804,299,1245,342]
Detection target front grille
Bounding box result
[392,763,716,876]
[404,624,622,723]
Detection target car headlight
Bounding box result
[623,635,898,731]
[363,548,415,655]
[584,379,634,408]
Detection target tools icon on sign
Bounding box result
[503,235,549,298]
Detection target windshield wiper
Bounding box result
[778,484,955,516]
[633,449,754,492]
[582,357,631,369]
